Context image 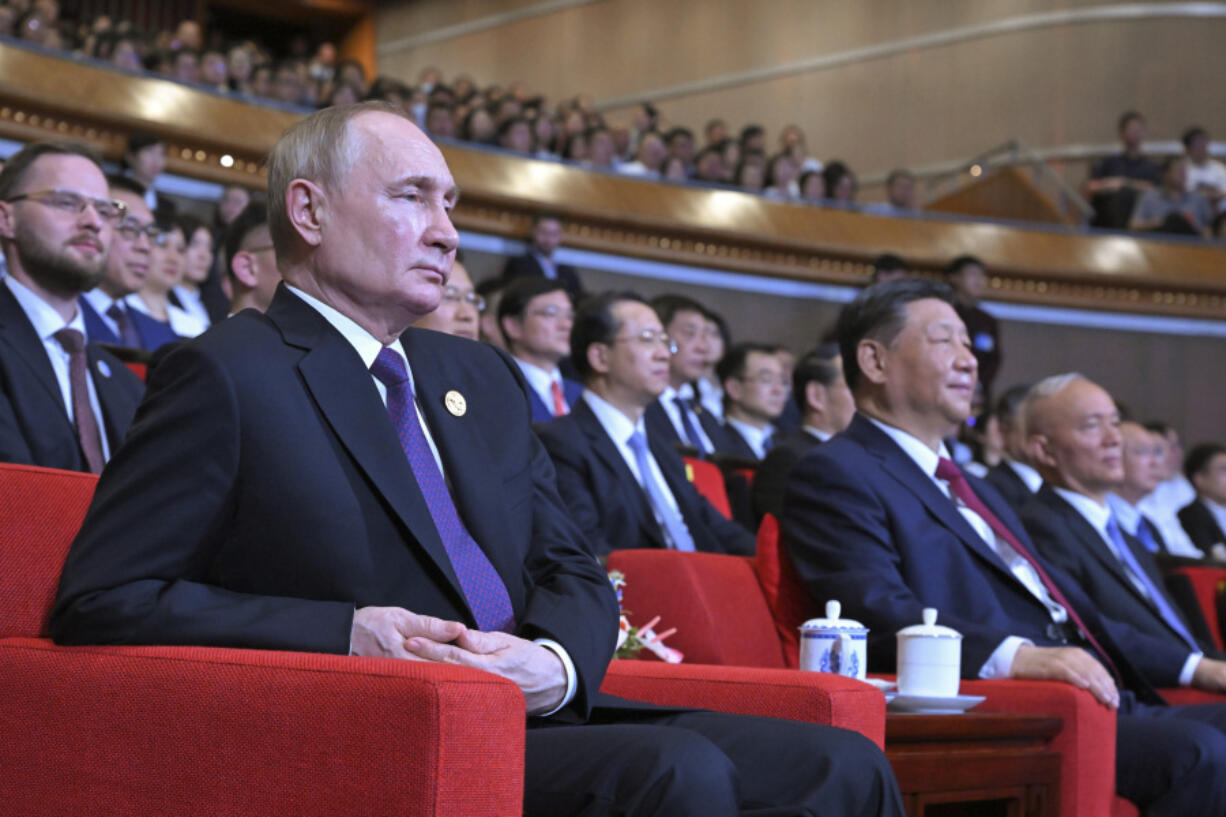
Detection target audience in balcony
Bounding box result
[1129,157,1215,237]
[1184,126,1226,211]
[1085,110,1162,229]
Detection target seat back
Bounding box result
[0,463,98,638]
[753,514,811,668]
[682,457,732,519]
[1167,566,1226,652]
[607,549,788,668]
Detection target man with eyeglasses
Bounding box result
[413,255,481,340]
[498,277,582,423]
[78,175,181,352]
[716,342,789,461]
[0,141,144,472]
[537,291,754,556]
[223,201,281,316]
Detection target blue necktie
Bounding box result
[1106,514,1197,650]
[672,396,708,454]
[370,348,515,632]
[761,430,774,453]
[627,430,696,552]
[1136,517,1161,554]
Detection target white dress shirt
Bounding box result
[726,417,774,460]
[513,357,567,416]
[802,426,833,443]
[866,416,1067,680]
[695,377,724,422]
[285,286,576,714]
[5,276,111,461]
[658,383,715,453]
[1054,487,1200,685]
[172,285,212,332]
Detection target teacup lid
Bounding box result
[800,600,868,632]
[896,608,962,639]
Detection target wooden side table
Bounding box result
[885,712,1062,817]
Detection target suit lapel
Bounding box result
[849,416,1019,581]
[268,291,468,608]
[85,346,132,447]
[650,432,704,539]
[78,297,119,345]
[0,284,72,415]
[1043,488,1157,608]
[574,401,666,548]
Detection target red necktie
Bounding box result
[550,380,567,417]
[53,329,105,474]
[935,457,1121,681]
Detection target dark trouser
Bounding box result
[524,709,905,817]
[1119,700,1226,816]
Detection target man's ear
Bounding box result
[805,380,826,414]
[856,339,889,386]
[285,179,325,248]
[501,315,523,346]
[723,375,744,403]
[1029,433,1057,469]
[0,202,15,241]
[230,251,258,290]
[586,341,610,375]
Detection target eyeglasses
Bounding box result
[739,372,790,388]
[526,304,574,321]
[441,286,486,312]
[115,218,163,243]
[5,189,127,223]
[612,328,678,355]
[243,243,276,254]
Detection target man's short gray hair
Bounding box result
[1019,372,1089,438]
[266,101,410,261]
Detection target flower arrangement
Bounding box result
[609,570,683,663]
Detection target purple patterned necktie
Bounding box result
[52,328,105,474]
[370,347,514,632]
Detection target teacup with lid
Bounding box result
[799,600,868,680]
[896,608,962,697]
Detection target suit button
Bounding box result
[1045,623,1065,643]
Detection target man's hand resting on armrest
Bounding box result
[350,606,568,715]
[1011,644,1120,709]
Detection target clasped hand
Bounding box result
[351,606,567,715]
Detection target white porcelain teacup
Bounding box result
[896,608,963,697]
[799,600,868,680]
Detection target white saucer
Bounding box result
[887,693,986,714]
[862,678,897,692]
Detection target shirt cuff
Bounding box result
[534,638,577,717]
[979,636,1033,679]
[1179,652,1204,687]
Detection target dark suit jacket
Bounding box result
[721,421,761,461]
[51,286,620,722]
[985,462,1035,517]
[502,253,583,300]
[536,399,755,557]
[79,295,181,353]
[782,414,1173,698]
[752,428,823,522]
[0,284,144,471]
[644,396,737,458]
[524,374,584,424]
[1022,485,1217,659]
[1178,499,1226,551]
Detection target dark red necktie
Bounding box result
[550,379,567,417]
[53,328,105,474]
[371,347,514,632]
[935,457,1121,681]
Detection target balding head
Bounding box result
[1024,374,1123,502]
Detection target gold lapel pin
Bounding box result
[444,390,467,417]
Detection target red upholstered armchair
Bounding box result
[1,463,525,817]
[607,516,1127,817]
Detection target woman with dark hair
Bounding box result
[460,106,496,144]
[173,214,215,334]
[763,152,800,200]
[823,160,858,206]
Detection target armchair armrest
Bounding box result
[963,679,1117,817]
[602,660,885,748]
[0,638,525,817]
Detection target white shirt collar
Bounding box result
[82,287,123,316]
[865,414,949,477]
[1005,458,1044,493]
[803,425,832,442]
[726,417,774,458]
[1107,493,1143,535]
[582,389,644,445]
[1053,486,1113,533]
[513,357,562,393]
[4,276,83,340]
[285,284,407,372]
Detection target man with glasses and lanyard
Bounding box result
[537,291,755,556]
[78,175,181,352]
[0,141,144,472]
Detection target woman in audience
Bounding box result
[413,259,481,341]
[823,160,858,207]
[174,215,214,334]
[734,159,766,193]
[562,131,589,163]
[131,221,203,338]
[661,155,689,182]
[799,170,825,203]
[764,152,800,199]
[460,107,496,144]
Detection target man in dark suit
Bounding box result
[753,342,854,522]
[983,383,1042,515]
[1179,443,1226,555]
[51,103,901,817]
[645,293,735,458]
[78,176,180,352]
[1108,420,1173,555]
[0,141,144,472]
[783,277,1226,815]
[715,342,789,461]
[496,277,582,423]
[1020,374,1223,661]
[537,292,755,557]
[501,214,583,300]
